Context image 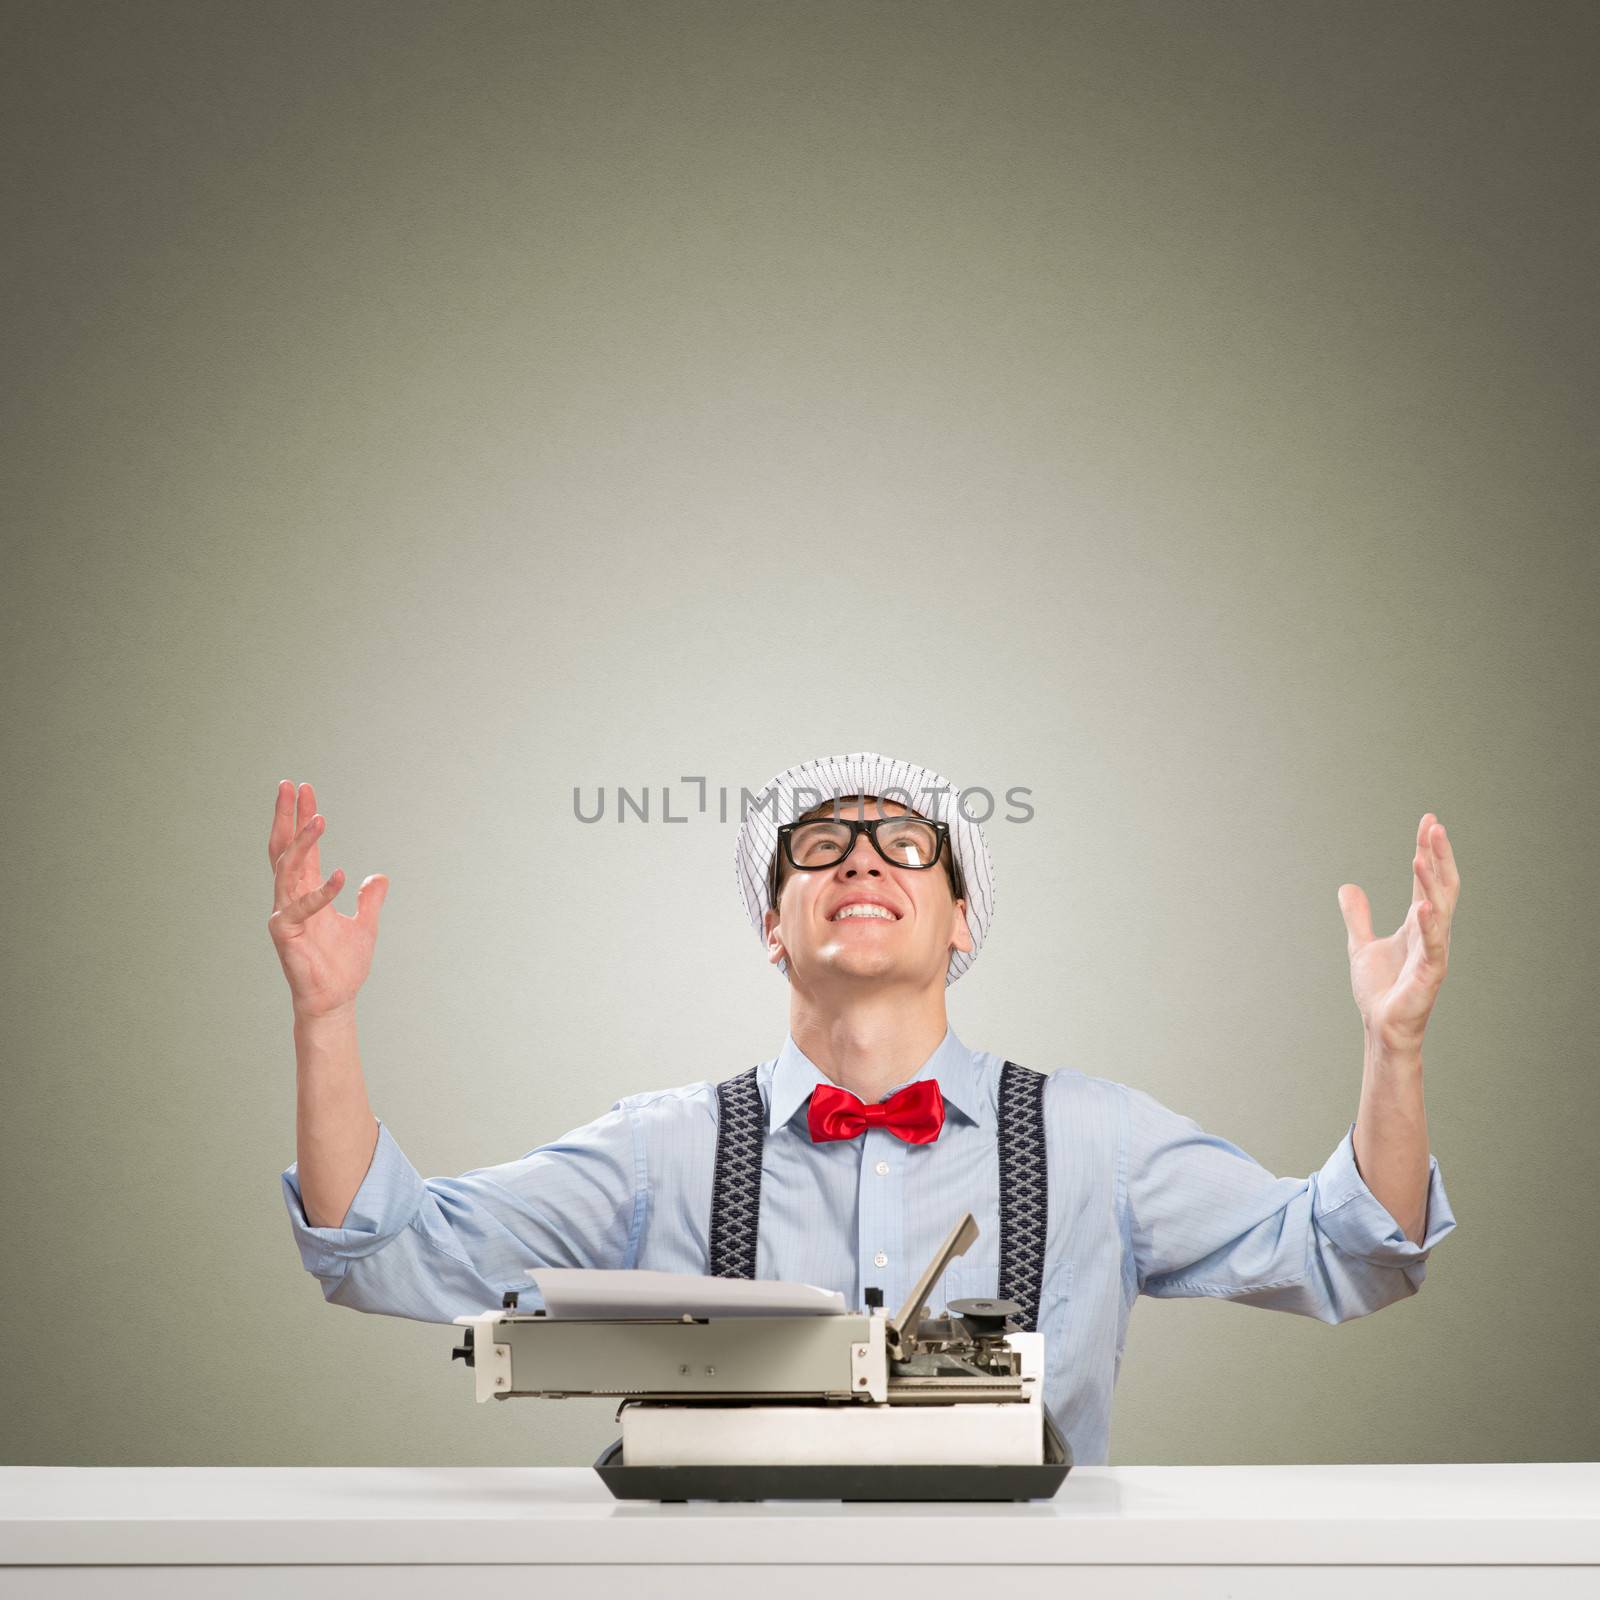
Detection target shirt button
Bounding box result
[875,1160,890,1176]
[873,1251,888,1267]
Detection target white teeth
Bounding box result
[832,904,896,921]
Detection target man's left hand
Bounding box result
[1338,813,1460,1057]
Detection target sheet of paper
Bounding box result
[525,1267,848,1319]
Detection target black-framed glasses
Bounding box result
[770,816,964,903]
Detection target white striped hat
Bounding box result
[733,751,995,987]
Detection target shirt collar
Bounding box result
[767,1024,990,1136]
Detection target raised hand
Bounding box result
[1337,813,1460,1057]
[265,780,389,1019]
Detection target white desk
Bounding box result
[2,1463,1595,1598]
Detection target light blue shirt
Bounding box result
[281,1024,1457,1466]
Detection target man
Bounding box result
[272,750,1460,1466]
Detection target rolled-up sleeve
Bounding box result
[1120,1083,1457,1323]
[280,1103,647,1325]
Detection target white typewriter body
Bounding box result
[450,1213,1065,1472]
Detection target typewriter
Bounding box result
[449,1212,1071,1501]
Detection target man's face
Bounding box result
[762,796,975,990]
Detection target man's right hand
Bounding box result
[267,779,388,1019]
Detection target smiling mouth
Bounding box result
[829,908,901,924]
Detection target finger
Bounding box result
[280,868,344,926]
[268,780,294,869]
[296,783,322,879]
[273,813,327,910]
[1420,826,1459,923]
[279,812,325,870]
[1412,839,1434,908]
[1338,883,1373,954]
[1414,813,1442,900]
[1432,820,1460,891]
[1417,898,1447,962]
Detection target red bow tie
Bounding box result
[807,1079,946,1145]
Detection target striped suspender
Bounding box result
[708,1059,1050,1329]
[709,1066,765,1279]
[996,1059,1049,1332]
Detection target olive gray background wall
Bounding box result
[3,0,1595,1467]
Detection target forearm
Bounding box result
[295,1005,380,1229]
[1351,1032,1429,1245]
